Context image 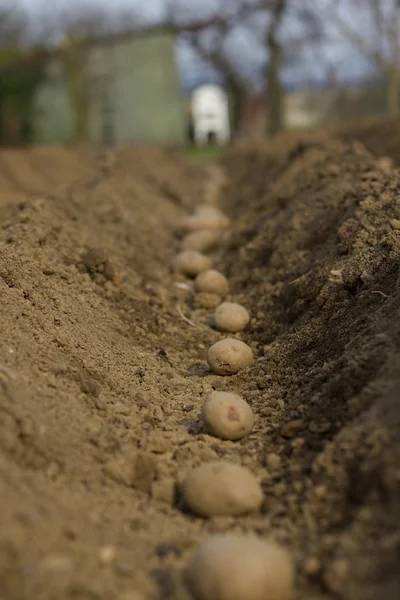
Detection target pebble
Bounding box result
[280,420,304,438]
[266,453,281,472]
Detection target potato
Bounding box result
[207,339,253,375]
[201,391,254,440]
[194,293,221,309]
[194,204,225,218]
[182,461,263,517]
[195,270,229,297]
[185,533,294,600]
[181,214,230,233]
[182,230,220,252]
[174,251,212,277]
[214,302,250,333]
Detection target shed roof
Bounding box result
[0,25,177,74]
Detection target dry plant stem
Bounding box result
[176,304,198,328]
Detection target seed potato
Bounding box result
[181,214,230,232]
[194,292,221,309]
[174,251,212,277]
[182,230,220,252]
[185,533,294,600]
[182,461,263,517]
[194,270,229,297]
[214,302,250,332]
[207,339,253,375]
[201,391,254,440]
[194,204,225,218]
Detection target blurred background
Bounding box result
[0,0,398,149]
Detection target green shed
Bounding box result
[33,29,186,146]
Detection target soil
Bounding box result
[335,116,400,165]
[0,130,399,600]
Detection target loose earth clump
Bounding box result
[201,391,254,440]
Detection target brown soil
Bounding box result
[0,135,399,600]
[335,116,400,164]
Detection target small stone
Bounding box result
[314,484,327,499]
[99,545,116,564]
[391,218,400,230]
[281,420,304,438]
[290,437,306,449]
[266,453,281,472]
[104,259,120,286]
[309,421,331,434]
[322,559,349,593]
[304,556,321,577]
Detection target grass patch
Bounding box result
[185,145,226,162]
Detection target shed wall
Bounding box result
[33,31,185,146]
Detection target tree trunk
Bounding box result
[387,67,400,117]
[227,75,246,135]
[266,0,287,136]
[63,39,90,143]
[2,95,21,145]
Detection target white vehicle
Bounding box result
[191,84,230,145]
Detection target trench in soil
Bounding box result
[0,135,399,600]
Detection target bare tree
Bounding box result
[166,0,321,136]
[0,8,26,47]
[316,0,400,116]
[165,1,258,134]
[265,0,287,134]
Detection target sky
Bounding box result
[4,0,378,90]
